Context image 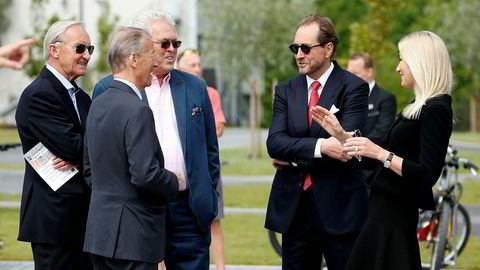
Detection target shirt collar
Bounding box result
[306,62,334,90]
[114,78,143,100]
[46,64,75,90]
[151,72,171,89]
[369,80,376,94]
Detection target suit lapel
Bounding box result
[290,75,309,134]
[170,71,187,155]
[310,62,343,136]
[41,67,82,129]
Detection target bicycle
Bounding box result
[418,146,477,270]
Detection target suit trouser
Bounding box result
[89,253,156,270]
[31,242,92,270]
[164,189,211,270]
[282,188,359,270]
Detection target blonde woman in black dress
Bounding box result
[311,31,453,270]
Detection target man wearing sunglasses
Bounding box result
[15,20,94,270]
[266,15,369,270]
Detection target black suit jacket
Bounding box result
[266,61,369,234]
[374,95,452,210]
[83,80,178,263]
[364,84,396,145]
[15,66,91,245]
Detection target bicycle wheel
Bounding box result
[431,202,451,270]
[443,203,471,263]
[268,230,282,257]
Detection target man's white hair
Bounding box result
[43,20,85,61]
[130,9,176,35]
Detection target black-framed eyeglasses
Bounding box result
[154,40,182,49]
[288,43,323,55]
[73,44,95,55]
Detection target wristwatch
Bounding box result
[383,152,394,168]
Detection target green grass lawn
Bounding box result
[451,131,480,143]
[220,147,275,176]
[0,193,21,201]
[0,128,20,144]
[0,208,31,260]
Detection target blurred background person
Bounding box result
[347,52,396,145]
[347,52,397,188]
[311,31,454,270]
[177,48,226,270]
[0,39,35,70]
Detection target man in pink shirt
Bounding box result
[177,48,226,270]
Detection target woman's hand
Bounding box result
[311,105,349,142]
[343,137,386,161]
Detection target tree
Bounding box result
[414,0,480,130]
[95,0,119,75]
[24,0,60,78]
[0,0,12,38]
[199,0,316,125]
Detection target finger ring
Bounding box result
[355,146,358,152]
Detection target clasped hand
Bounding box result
[310,106,382,160]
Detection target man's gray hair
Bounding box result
[130,9,175,35]
[43,20,85,61]
[108,26,152,74]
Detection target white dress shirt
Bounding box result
[46,64,81,122]
[306,62,334,158]
[114,78,143,100]
[145,74,188,191]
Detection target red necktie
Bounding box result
[304,81,321,190]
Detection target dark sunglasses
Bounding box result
[154,40,182,49]
[288,43,323,55]
[74,44,95,55]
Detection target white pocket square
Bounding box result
[329,104,340,114]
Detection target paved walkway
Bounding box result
[0,262,281,270]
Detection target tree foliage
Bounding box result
[0,0,12,37]
[95,0,119,74]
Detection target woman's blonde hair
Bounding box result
[398,31,453,119]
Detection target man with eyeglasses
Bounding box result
[265,15,369,270]
[15,20,94,270]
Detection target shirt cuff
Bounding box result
[314,138,323,158]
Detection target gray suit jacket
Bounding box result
[83,80,178,263]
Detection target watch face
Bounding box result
[384,161,391,168]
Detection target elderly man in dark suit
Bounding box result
[266,15,369,270]
[347,52,397,145]
[15,20,94,270]
[83,26,179,270]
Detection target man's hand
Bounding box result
[311,106,350,143]
[272,159,290,170]
[52,157,78,170]
[0,39,36,70]
[321,137,352,162]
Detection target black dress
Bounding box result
[345,95,453,270]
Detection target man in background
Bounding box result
[177,48,226,270]
[347,52,396,145]
[15,20,94,270]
